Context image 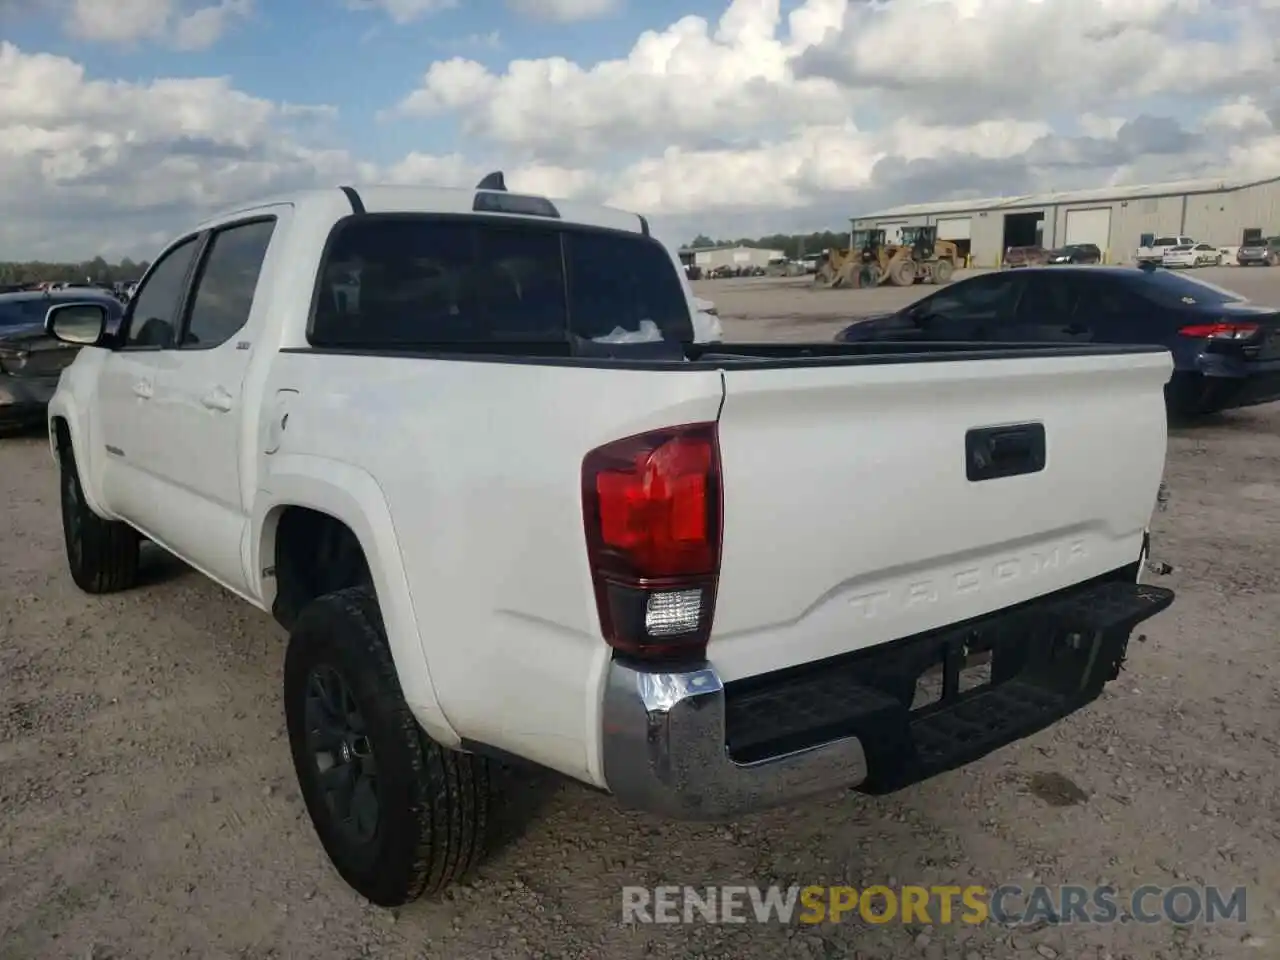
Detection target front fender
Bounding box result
[46,364,112,521]
[253,455,458,747]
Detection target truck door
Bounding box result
[141,212,283,594]
[95,234,202,532]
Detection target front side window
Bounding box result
[183,219,276,348]
[124,236,201,349]
[917,273,1023,321]
[1014,273,1079,325]
[310,216,692,349]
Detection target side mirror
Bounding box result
[45,302,109,346]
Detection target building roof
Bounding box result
[677,243,757,253]
[856,173,1280,220]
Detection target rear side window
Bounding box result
[310,216,692,349]
[183,219,276,349]
[1135,270,1246,308]
[1072,279,1149,324]
[1015,273,1079,323]
[1153,237,1176,246]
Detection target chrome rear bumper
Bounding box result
[600,573,1174,821]
[601,660,868,820]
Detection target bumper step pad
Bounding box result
[723,574,1174,795]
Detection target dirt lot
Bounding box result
[3,265,1280,959]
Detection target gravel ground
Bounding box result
[2,264,1279,959]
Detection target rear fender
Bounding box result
[253,454,458,746]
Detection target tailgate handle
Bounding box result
[965,423,1046,482]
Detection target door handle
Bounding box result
[133,379,153,399]
[201,387,233,412]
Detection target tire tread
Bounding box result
[60,448,139,594]
[288,586,490,905]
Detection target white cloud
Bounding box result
[384,0,1280,221]
[793,0,1276,123]
[343,0,456,24]
[3,0,1280,260]
[47,0,251,48]
[392,0,850,159]
[506,0,621,21]
[350,0,619,22]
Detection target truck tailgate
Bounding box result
[710,348,1171,682]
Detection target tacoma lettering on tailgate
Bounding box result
[846,540,1088,621]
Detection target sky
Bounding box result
[1,0,1278,261]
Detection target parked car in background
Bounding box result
[1002,245,1048,268]
[0,288,125,431]
[1047,243,1102,265]
[1162,243,1221,268]
[1136,235,1195,265]
[833,266,1280,418]
[1237,241,1276,266]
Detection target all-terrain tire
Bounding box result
[59,444,140,593]
[284,585,491,906]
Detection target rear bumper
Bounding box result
[601,569,1173,819]
[1169,364,1280,414]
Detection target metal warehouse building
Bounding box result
[852,174,1280,268]
[677,244,785,271]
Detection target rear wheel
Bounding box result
[932,258,955,284]
[59,444,140,594]
[285,586,491,906]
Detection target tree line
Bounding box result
[685,230,851,260]
[0,256,150,287]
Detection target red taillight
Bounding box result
[582,423,722,661]
[1178,321,1259,340]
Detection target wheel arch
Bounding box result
[254,456,459,747]
[48,400,112,520]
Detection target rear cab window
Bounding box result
[309,216,693,352]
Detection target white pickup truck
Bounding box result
[45,177,1175,907]
[1135,235,1195,265]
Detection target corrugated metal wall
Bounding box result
[692,246,783,269]
[1184,182,1280,246]
[1107,196,1184,258]
[851,179,1280,266]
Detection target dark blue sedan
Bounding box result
[0,288,126,431]
[834,266,1280,417]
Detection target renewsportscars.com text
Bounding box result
[621,884,1248,926]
